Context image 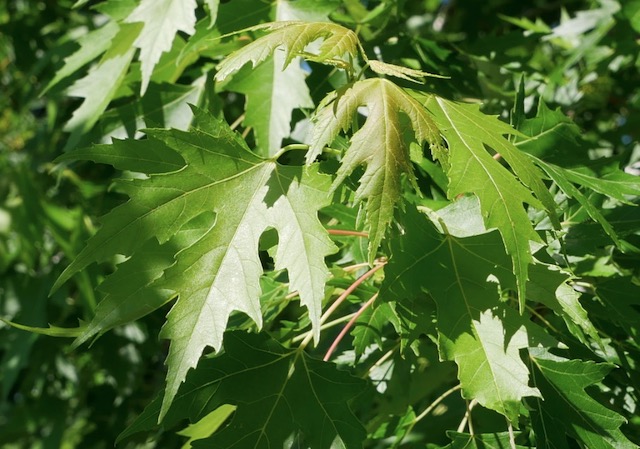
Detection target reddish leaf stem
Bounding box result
[323,292,378,361]
[299,261,386,350]
[327,229,369,238]
[320,262,386,326]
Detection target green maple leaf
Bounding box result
[53,109,336,418]
[513,98,591,167]
[307,79,442,262]
[43,21,120,95]
[383,209,546,423]
[594,277,640,340]
[89,77,208,143]
[527,263,601,346]
[221,2,340,156]
[68,212,215,350]
[529,347,638,449]
[439,431,528,449]
[63,22,141,149]
[351,299,397,356]
[224,52,313,155]
[214,21,361,82]
[124,0,199,95]
[513,95,640,249]
[118,331,366,449]
[422,96,559,308]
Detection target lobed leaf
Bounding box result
[225,52,313,155]
[63,23,141,150]
[422,96,556,309]
[124,0,198,95]
[214,21,360,82]
[53,109,336,419]
[118,332,366,449]
[529,347,638,449]
[383,210,545,423]
[308,79,442,262]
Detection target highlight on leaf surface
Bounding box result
[214,21,361,82]
[52,107,337,419]
[422,95,558,308]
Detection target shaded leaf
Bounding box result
[383,209,542,423]
[529,347,637,449]
[439,431,528,449]
[119,331,366,449]
[527,264,601,346]
[593,277,640,340]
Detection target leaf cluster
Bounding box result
[1,1,640,448]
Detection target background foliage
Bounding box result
[1,0,640,448]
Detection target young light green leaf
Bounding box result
[124,0,198,95]
[214,21,360,82]
[367,59,447,84]
[308,79,442,262]
[423,96,555,309]
[383,210,543,423]
[204,0,219,28]
[118,332,366,449]
[529,348,638,449]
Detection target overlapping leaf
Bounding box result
[529,348,638,449]
[225,51,313,155]
[118,331,366,449]
[53,109,336,418]
[438,431,528,449]
[308,79,442,262]
[422,96,558,308]
[383,209,544,422]
[514,98,640,248]
[214,21,361,82]
[221,1,339,155]
[63,23,141,149]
